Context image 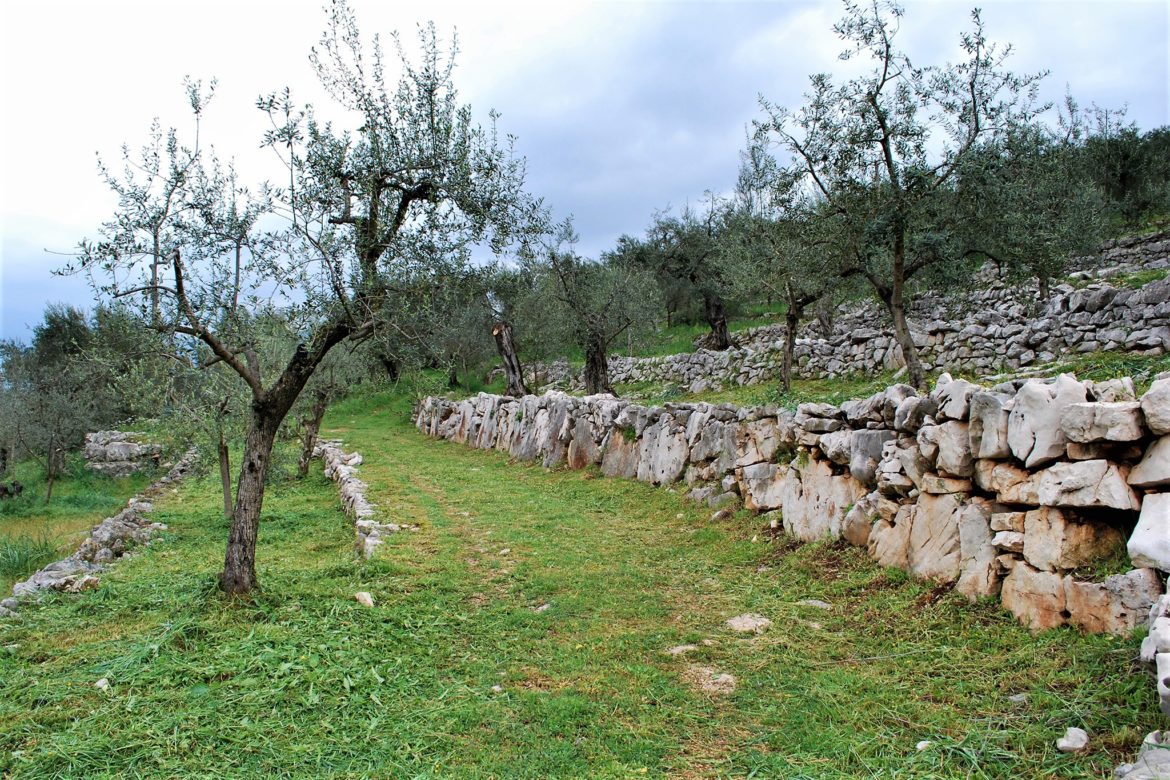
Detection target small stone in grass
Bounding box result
[686,666,737,695]
[916,740,932,751]
[533,603,551,613]
[799,599,833,611]
[499,548,511,556]
[1008,693,1029,704]
[491,684,504,693]
[95,678,110,691]
[1057,727,1089,753]
[354,592,374,608]
[726,613,772,633]
[663,644,698,656]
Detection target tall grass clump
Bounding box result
[0,533,58,580]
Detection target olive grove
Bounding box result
[72,2,541,595]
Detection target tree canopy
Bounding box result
[70,2,542,595]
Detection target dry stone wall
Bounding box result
[543,232,1170,394]
[0,447,197,619]
[417,374,1170,636]
[314,440,414,558]
[580,272,1169,394]
[84,431,164,478]
[417,375,1170,754]
[1069,230,1170,278]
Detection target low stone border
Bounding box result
[0,447,198,619]
[314,440,414,558]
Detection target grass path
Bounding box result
[0,391,1157,778]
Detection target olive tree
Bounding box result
[74,3,538,595]
[540,224,661,395]
[727,143,850,391]
[754,0,1043,388]
[0,306,110,502]
[959,114,1107,299]
[638,199,737,350]
[483,263,539,397]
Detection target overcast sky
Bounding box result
[1,0,1166,342]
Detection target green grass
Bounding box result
[586,303,789,362]
[1109,267,1169,290]
[617,350,1170,411]
[1,462,152,593]
[0,535,57,584]
[999,350,1170,394]
[617,370,907,410]
[0,388,1157,777]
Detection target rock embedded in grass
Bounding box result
[1057,727,1089,753]
[354,592,374,608]
[1115,731,1170,779]
[726,613,771,633]
[685,665,737,695]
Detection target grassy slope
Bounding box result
[0,463,152,593]
[0,391,1157,778]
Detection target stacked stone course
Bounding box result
[417,373,1170,751]
[314,439,414,557]
[540,232,1169,394]
[0,447,197,619]
[84,431,163,478]
[417,376,1170,636]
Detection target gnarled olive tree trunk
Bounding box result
[296,389,330,479]
[220,406,283,595]
[582,332,614,396]
[703,293,731,351]
[876,240,927,390]
[492,320,529,397]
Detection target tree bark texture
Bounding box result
[883,244,927,390]
[218,429,233,519]
[583,333,615,396]
[1037,274,1050,301]
[492,321,529,397]
[220,408,280,596]
[703,293,732,351]
[782,306,801,393]
[296,391,330,479]
[43,436,58,505]
[377,353,400,382]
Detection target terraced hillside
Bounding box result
[0,392,1155,778]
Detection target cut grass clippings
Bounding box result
[0,389,1158,778]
